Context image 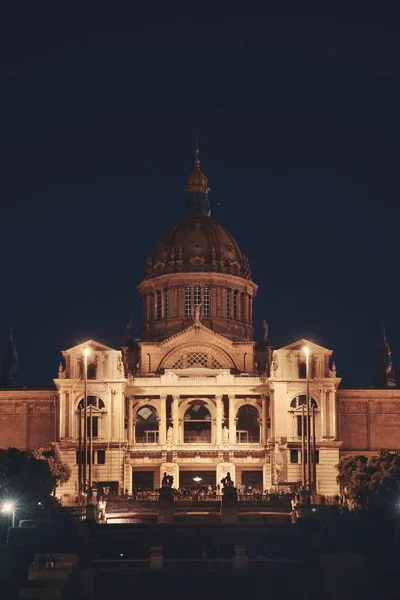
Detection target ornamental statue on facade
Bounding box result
[222,425,229,447]
[161,472,174,488]
[194,303,203,326]
[166,426,173,447]
[221,471,234,488]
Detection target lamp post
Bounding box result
[193,476,202,491]
[83,348,91,496]
[303,346,312,493]
[2,501,16,527]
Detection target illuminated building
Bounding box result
[1,149,399,500]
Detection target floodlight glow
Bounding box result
[193,477,202,483]
[302,346,309,357]
[83,347,91,357]
[2,501,15,514]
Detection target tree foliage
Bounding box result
[31,442,71,487]
[0,444,70,506]
[337,450,400,513]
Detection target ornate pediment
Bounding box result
[278,338,332,356]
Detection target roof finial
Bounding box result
[9,326,13,342]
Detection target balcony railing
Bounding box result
[183,435,212,444]
[236,431,260,444]
[135,431,159,444]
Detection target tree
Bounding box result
[337,450,400,514]
[31,442,71,490]
[0,447,54,505]
[0,444,70,507]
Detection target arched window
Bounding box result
[78,396,105,410]
[290,395,318,438]
[236,405,260,443]
[135,405,159,444]
[77,396,105,439]
[185,285,191,317]
[184,402,211,444]
[204,285,210,317]
[290,395,317,410]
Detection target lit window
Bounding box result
[156,291,162,320]
[194,285,201,307]
[233,290,238,320]
[204,285,210,317]
[185,285,191,317]
[164,289,168,319]
[226,289,231,319]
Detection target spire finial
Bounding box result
[9,326,13,342]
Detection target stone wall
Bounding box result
[0,391,55,451]
[338,390,400,452]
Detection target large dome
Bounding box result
[145,212,251,280]
[145,149,251,280]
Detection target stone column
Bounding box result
[322,390,327,438]
[172,395,179,445]
[159,395,167,445]
[216,395,223,445]
[332,388,337,440]
[261,395,267,444]
[228,395,236,445]
[127,397,133,446]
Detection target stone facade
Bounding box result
[1,149,400,501]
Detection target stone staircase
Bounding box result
[19,554,78,600]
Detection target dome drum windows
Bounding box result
[226,289,231,319]
[203,285,210,317]
[184,285,212,319]
[155,290,169,320]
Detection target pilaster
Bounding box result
[216,394,223,445]
[228,395,236,444]
[172,395,179,445]
[159,395,167,445]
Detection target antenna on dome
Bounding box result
[196,133,199,149]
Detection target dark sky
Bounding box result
[1,3,400,387]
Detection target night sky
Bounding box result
[1,4,400,387]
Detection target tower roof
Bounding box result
[144,147,251,280]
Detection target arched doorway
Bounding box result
[183,402,212,444]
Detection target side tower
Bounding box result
[54,340,127,501]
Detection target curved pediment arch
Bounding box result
[158,342,236,371]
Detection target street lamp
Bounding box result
[83,347,91,496]
[193,476,202,490]
[2,501,16,527]
[302,346,312,493]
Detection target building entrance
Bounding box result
[180,470,216,489]
[132,470,154,491]
[241,470,263,491]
